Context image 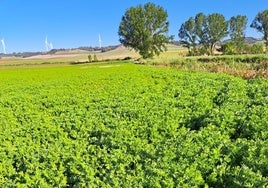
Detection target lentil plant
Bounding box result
[0,63,267,187]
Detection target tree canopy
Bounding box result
[118,3,172,59]
[178,16,199,55]
[251,9,268,52]
[203,13,229,55]
[178,13,228,55]
[229,15,248,53]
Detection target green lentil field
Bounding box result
[0,62,267,187]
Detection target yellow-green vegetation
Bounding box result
[144,52,268,79]
[0,63,267,187]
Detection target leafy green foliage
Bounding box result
[0,63,267,186]
[222,42,265,55]
[179,13,228,55]
[88,54,92,63]
[251,9,268,52]
[229,15,248,53]
[93,54,98,62]
[88,54,98,63]
[244,44,265,54]
[222,42,237,55]
[178,17,199,55]
[204,13,229,55]
[118,3,172,59]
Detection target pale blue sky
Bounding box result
[0,0,267,53]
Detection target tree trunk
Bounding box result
[265,35,268,53]
[266,38,268,53]
[210,43,215,55]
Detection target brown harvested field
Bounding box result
[93,45,140,60]
[24,46,140,62]
[24,54,79,60]
[0,44,184,68]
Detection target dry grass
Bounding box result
[150,54,268,79]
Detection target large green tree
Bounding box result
[250,9,268,52]
[118,3,172,59]
[229,15,248,53]
[195,12,207,41]
[178,13,206,55]
[179,13,228,56]
[202,13,229,55]
[178,17,198,55]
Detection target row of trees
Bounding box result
[118,3,268,58]
[179,11,268,55]
[179,13,243,55]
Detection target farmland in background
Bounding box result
[0,45,140,68]
[1,43,267,80]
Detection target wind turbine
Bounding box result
[49,42,54,50]
[1,39,6,54]
[45,37,54,52]
[45,37,49,52]
[98,34,102,48]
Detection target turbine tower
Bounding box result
[1,39,6,54]
[50,42,54,50]
[98,34,102,48]
[45,37,54,52]
[45,37,49,52]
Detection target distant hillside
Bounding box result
[223,37,263,44]
[94,45,139,60]
[0,38,263,59]
[244,37,263,44]
[174,37,263,47]
[0,45,121,59]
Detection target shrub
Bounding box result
[93,54,98,62]
[88,55,92,63]
[243,44,264,54]
[222,42,237,55]
[222,42,265,55]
